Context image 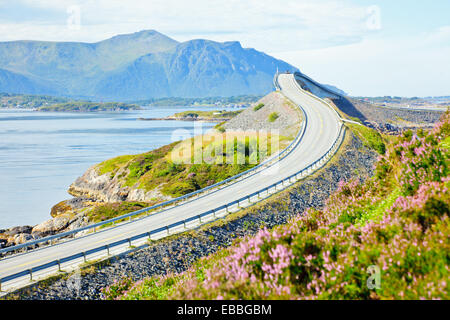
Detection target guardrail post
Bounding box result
[166,226,170,235]
[106,244,110,256]
[29,269,33,281]
[83,252,87,262]
[57,260,61,272]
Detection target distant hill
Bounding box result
[37,102,141,112]
[0,30,298,100]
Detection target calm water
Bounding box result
[0,106,239,229]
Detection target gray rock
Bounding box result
[32,215,71,236]
[4,226,33,236]
[12,233,35,245]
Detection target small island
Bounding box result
[138,110,243,122]
[37,102,142,112]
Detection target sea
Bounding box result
[0,106,241,229]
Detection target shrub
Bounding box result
[268,112,279,122]
[253,103,265,111]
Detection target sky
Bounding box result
[0,0,449,97]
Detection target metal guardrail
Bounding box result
[273,71,281,90]
[291,73,346,123]
[294,72,344,98]
[0,74,345,290]
[0,83,307,257]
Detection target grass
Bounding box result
[95,132,290,199]
[347,123,386,154]
[268,112,279,122]
[87,201,152,223]
[253,103,265,111]
[440,136,450,150]
[97,155,136,177]
[357,187,402,225]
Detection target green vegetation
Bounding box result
[253,103,265,111]
[88,202,151,224]
[0,93,69,108]
[37,102,141,112]
[347,123,386,154]
[170,110,242,120]
[95,132,288,198]
[103,112,450,300]
[356,187,402,225]
[135,95,262,107]
[216,125,226,133]
[268,112,279,122]
[440,136,450,150]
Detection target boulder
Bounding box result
[32,214,71,236]
[12,233,35,245]
[4,225,33,236]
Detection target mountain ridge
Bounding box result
[0,30,298,100]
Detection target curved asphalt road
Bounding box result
[0,74,341,285]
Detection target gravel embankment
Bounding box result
[331,97,444,133]
[224,91,302,138]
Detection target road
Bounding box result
[0,73,342,288]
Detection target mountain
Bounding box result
[0,30,298,100]
[0,68,61,95]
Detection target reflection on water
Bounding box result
[0,106,237,228]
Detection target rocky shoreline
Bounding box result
[8,131,378,300]
[0,198,94,251]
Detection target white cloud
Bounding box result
[1,0,374,52]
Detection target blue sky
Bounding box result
[0,0,448,97]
